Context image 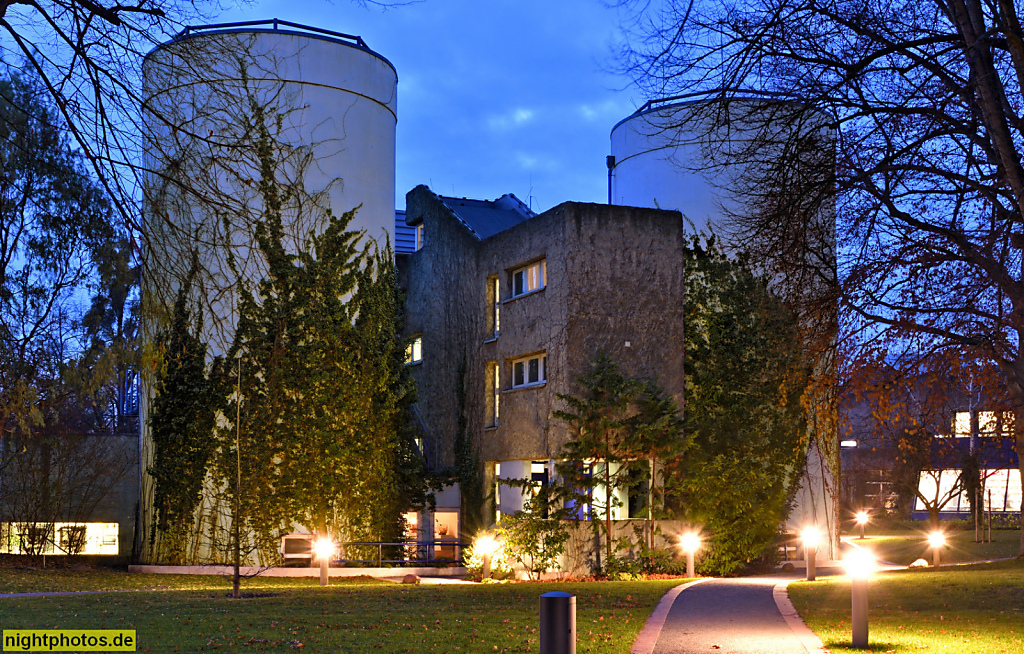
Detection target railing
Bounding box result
[173,19,369,49]
[332,541,468,567]
[634,88,800,115]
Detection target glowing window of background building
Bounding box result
[978,411,1013,436]
[952,411,970,437]
[406,336,422,364]
[1006,470,1022,512]
[0,522,118,555]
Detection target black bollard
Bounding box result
[540,591,576,654]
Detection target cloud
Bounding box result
[487,107,535,131]
[515,152,558,172]
[577,99,630,122]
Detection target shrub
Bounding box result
[497,510,570,580]
[462,538,514,581]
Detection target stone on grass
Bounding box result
[403,574,420,584]
[909,558,929,567]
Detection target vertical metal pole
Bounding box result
[975,487,980,542]
[859,523,865,540]
[540,592,576,654]
[932,544,940,568]
[806,545,816,582]
[987,490,992,542]
[606,155,615,205]
[686,552,695,578]
[851,578,868,648]
[482,552,491,580]
[378,543,383,567]
[319,540,329,587]
[233,362,242,599]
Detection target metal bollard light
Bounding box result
[851,578,869,647]
[806,545,816,582]
[540,591,576,654]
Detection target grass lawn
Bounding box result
[846,529,1021,565]
[0,572,681,653]
[789,559,1024,653]
[0,567,354,594]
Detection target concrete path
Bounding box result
[637,574,829,654]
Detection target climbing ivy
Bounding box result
[680,235,808,575]
[216,99,426,556]
[147,263,224,562]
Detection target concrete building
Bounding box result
[397,185,686,533]
[840,366,1021,520]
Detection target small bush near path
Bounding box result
[849,529,1020,565]
[789,559,1023,653]
[0,576,681,653]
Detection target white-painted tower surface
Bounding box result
[142,20,397,352]
[610,99,745,234]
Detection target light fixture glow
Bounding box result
[844,549,877,579]
[475,534,499,557]
[927,531,946,549]
[801,527,821,548]
[855,511,869,525]
[680,532,701,554]
[313,537,335,561]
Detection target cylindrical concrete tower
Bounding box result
[142,19,397,352]
[609,98,766,233]
[610,96,840,560]
[138,21,397,563]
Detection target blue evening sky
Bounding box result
[213,0,646,212]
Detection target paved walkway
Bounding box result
[635,574,830,654]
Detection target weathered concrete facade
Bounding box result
[398,185,685,526]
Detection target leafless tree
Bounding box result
[617,0,1024,556]
[0,1,224,228]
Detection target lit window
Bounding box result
[950,410,1013,438]
[952,411,970,437]
[512,353,546,388]
[492,277,501,336]
[979,411,1012,436]
[840,440,857,448]
[495,462,502,522]
[406,336,422,364]
[494,363,500,423]
[415,223,425,251]
[512,260,546,297]
[486,362,500,427]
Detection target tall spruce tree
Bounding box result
[681,236,808,575]
[553,352,684,571]
[218,100,423,559]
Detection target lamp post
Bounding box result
[845,549,876,648]
[313,537,335,587]
[855,511,869,540]
[801,528,820,582]
[475,534,499,580]
[680,532,701,578]
[927,531,945,568]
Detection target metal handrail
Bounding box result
[173,19,368,49]
[635,88,800,115]
[333,540,468,567]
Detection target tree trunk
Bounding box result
[605,462,612,568]
[928,507,939,532]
